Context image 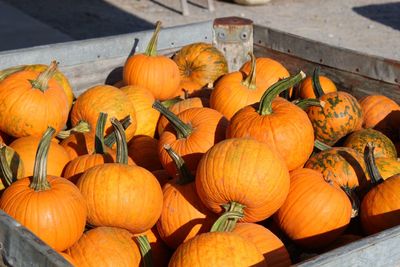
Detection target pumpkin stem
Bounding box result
[110,117,129,165]
[364,142,384,185]
[0,145,14,187]
[314,139,332,151]
[0,65,26,81]
[57,121,90,139]
[104,115,132,148]
[210,201,245,232]
[145,21,162,57]
[30,127,55,191]
[163,144,194,184]
[292,98,325,110]
[160,96,183,109]
[258,71,306,115]
[94,112,108,154]
[136,235,154,267]
[341,186,360,218]
[152,101,193,139]
[311,66,325,98]
[241,52,257,90]
[30,61,58,92]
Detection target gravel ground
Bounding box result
[1,0,400,60]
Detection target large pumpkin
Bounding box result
[274,168,352,249]
[227,71,314,171]
[0,128,87,252]
[123,21,181,100]
[0,62,69,138]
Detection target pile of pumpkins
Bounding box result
[0,21,399,267]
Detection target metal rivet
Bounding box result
[218,32,226,39]
[356,68,360,72]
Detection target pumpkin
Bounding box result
[152,169,173,188]
[0,61,69,138]
[343,128,397,159]
[70,84,137,142]
[375,157,400,180]
[196,138,290,224]
[169,232,267,267]
[157,145,217,249]
[76,118,163,233]
[305,147,369,192]
[10,135,70,178]
[120,85,160,137]
[128,135,162,171]
[0,62,74,108]
[298,67,337,99]
[157,97,206,136]
[0,127,87,251]
[123,21,181,100]
[153,102,228,177]
[210,52,278,120]
[274,168,352,249]
[360,143,400,235]
[227,71,314,171]
[233,223,291,267]
[0,145,24,191]
[173,42,228,94]
[66,227,141,266]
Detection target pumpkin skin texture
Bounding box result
[128,135,163,171]
[307,91,363,146]
[0,69,69,138]
[10,136,70,177]
[70,85,137,142]
[152,169,173,187]
[136,227,172,267]
[60,132,93,160]
[168,232,267,267]
[196,138,290,222]
[66,227,141,267]
[298,75,337,99]
[120,85,160,137]
[173,42,228,93]
[274,168,352,249]
[0,145,25,191]
[227,97,314,171]
[343,128,397,160]
[305,147,369,191]
[233,223,291,267]
[59,252,77,266]
[77,164,163,233]
[157,107,228,178]
[375,157,400,180]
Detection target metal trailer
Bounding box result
[0,18,399,267]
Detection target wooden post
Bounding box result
[212,17,253,72]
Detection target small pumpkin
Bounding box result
[123,21,181,100]
[298,67,337,99]
[0,127,87,252]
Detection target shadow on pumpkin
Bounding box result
[337,149,369,194]
[372,110,400,144]
[361,209,400,235]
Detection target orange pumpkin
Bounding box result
[123,21,181,100]
[196,138,290,223]
[298,67,337,99]
[227,71,314,171]
[152,169,173,187]
[0,128,87,252]
[274,168,352,249]
[128,135,162,171]
[59,252,77,266]
[77,118,163,233]
[169,232,267,267]
[233,223,291,267]
[136,227,172,267]
[173,42,228,94]
[0,62,69,138]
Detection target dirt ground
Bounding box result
[1,0,400,60]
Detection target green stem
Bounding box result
[292,98,325,110]
[241,52,257,90]
[30,127,55,191]
[94,112,108,154]
[110,117,129,165]
[29,61,58,92]
[311,66,325,98]
[56,121,90,139]
[152,101,193,139]
[136,235,154,267]
[0,65,26,81]
[0,146,14,187]
[341,186,360,218]
[104,115,132,148]
[160,96,183,109]
[364,142,384,184]
[145,21,162,57]
[210,201,245,232]
[258,71,306,115]
[163,144,194,184]
[314,139,332,151]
